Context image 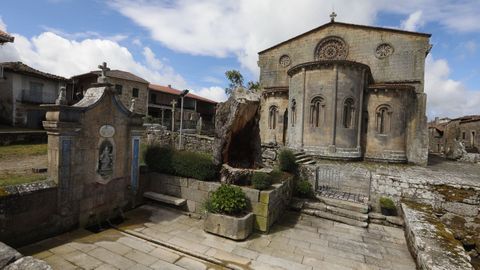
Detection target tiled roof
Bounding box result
[149,84,217,104]
[1,62,66,80]
[72,69,149,84]
[0,30,14,43]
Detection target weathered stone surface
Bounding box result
[402,202,474,270]
[204,212,254,240]
[446,139,468,160]
[3,256,52,270]
[386,216,404,226]
[0,242,22,268]
[369,212,386,220]
[442,202,478,217]
[213,88,262,168]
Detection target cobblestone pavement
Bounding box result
[20,204,416,269]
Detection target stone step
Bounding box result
[302,160,316,165]
[303,201,368,222]
[293,152,305,157]
[301,208,368,228]
[143,192,186,206]
[296,157,313,163]
[316,195,369,214]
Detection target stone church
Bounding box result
[258,15,431,165]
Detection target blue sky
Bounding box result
[1,0,480,118]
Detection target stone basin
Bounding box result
[203,212,254,240]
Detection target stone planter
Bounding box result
[204,212,254,240]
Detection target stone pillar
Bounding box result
[356,69,366,150]
[300,68,306,148]
[330,64,339,152]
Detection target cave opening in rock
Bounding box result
[225,117,260,169]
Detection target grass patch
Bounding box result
[0,143,47,159]
[0,172,47,187]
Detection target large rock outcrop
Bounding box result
[213,88,262,168]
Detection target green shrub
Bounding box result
[144,146,217,180]
[251,172,272,190]
[205,185,248,215]
[144,145,174,174]
[295,180,314,198]
[278,149,298,173]
[379,197,396,210]
[172,151,217,181]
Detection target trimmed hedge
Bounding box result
[251,172,272,190]
[205,184,248,215]
[144,145,217,181]
[278,149,298,173]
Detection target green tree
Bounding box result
[224,70,260,95]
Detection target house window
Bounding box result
[291,99,296,127]
[310,96,325,127]
[115,84,123,95]
[472,131,476,146]
[376,104,392,134]
[462,132,466,140]
[268,106,278,129]
[132,88,139,98]
[343,98,355,128]
[150,93,156,104]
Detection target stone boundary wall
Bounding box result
[0,131,47,146]
[146,126,214,153]
[0,181,60,247]
[146,173,293,232]
[402,202,474,270]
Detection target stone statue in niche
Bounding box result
[98,141,113,177]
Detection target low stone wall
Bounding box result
[0,131,47,146]
[146,173,293,232]
[402,202,474,270]
[0,242,51,269]
[0,181,61,247]
[146,126,214,153]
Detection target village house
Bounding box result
[148,84,217,131]
[0,29,14,45]
[431,115,480,155]
[69,68,149,115]
[258,14,431,165]
[0,62,66,128]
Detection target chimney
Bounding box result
[168,84,172,88]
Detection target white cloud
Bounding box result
[0,17,6,31]
[193,86,227,102]
[0,31,188,89]
[202,76,223,84]
[110,0,480,76]
[425,55,480,118]
[401,10,423,31]
[40,26,128,42]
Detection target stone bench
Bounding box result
[143,192,186,206]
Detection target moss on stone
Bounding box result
[433,185,476,202]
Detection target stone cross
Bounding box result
[330,12,337,22]
[97,62,110,83]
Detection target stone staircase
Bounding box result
[292,188,370,228]
[294,151,316,165]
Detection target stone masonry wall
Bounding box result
[146,173,293,232]
[0,181,60,247]
[146,125,214,153]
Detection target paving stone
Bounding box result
[49,245,77,255]
[124,250,159,266]
[149,247,181,263]
[205,248,251,266]
[231,247,260,260]
[66,242,97,253]
[96,241,132,255]
[117,236,156,253]
[34,250,54,260]
[169,236,210,254]
[130,263,153,270]
[95,264,118,270]
[257,254,312,270]
[61,250,103,270]
[304,257,351,270]
[175,256,208,270]
[88,247,137,270]
[43,255,78,270]
[151,259,186,270]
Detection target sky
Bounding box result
[0,0,480,119]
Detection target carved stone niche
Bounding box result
[97,139,115,182]
[314,36,348,60]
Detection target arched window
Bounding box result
[268,106,278,129]
[291,99,296,127]
[376,104,392,134]
[310,96,325,127]
[343,98,355,128]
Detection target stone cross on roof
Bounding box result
[97,62,110,83]
[330,11,337,22]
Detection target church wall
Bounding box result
[287,73,305,148]
[259,93,288,145]
[258,24,430,92]
[364,90,408,162]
